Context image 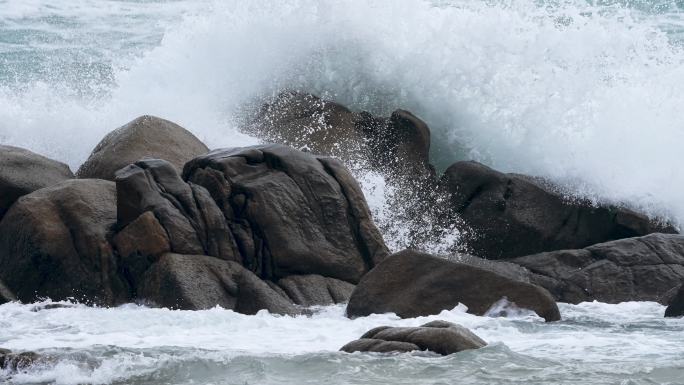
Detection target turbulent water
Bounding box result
[1,0,684,384]
[1,301,683,385]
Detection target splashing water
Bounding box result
[1,1,684,245]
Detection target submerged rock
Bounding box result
[0,145,73,220]
[512,233,684,304]
[0,179,129,305]
[346,250,561,322]
[0,348,42,371]
[442,161,676,259]
[665,284,684,317]
[77,115,209,181]
[340,320,487,355]
[138,253,298,314]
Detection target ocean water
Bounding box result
[1,301,683,385]
[1,0,684,383]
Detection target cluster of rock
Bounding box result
[246,93,684,318]
[1,92,683,358]
[0,116,389,313]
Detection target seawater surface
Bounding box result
[1,301,683,385]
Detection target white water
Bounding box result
[1,301,682,384]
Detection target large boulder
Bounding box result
[77,115,209,181]
[0,179,129,305]
[512,233,684,304]
[182,144,389,283]
[443,161,676,259]
[346,250,561,322]
[0,145,73,220]
[665,284,684,317]
[247,92,434,178]
[138,253,298,314]
[340,320,486,355]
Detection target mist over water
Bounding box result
[2,1,684,383]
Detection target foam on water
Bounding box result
[0,301,682,384]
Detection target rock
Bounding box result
[0,279,17,305]
[138,253,298,314]
[346,250,560,322]
[115,158,239,263]
[247,92,434,178]
[442,161,676,259]
[340,320,487,355]
[662,284,683,306]
[0,145,73,220]
[0,179,129,305]
[112,211,171,291]
[665,284,684,317]
[0,349,42,371]
[276,275,355,306]
[512,233,684,304]
[77,115,209,181]
[183,144,389,283]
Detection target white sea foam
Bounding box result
[0,300,682,384]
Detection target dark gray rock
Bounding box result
[512,233,684,304]
[0,349,42,371]
[0,279,16,305]
[276,275,355,306]
[183,144,389,283]
[0,179,129,305]
[662,284,683,307]
[115,158,240,263]
[77,115,209,181]
[0,145,73,220]
[340,320,487,355]
[442,161,676,259]
[665,284,684,317]
[247,92,434,178]
[138,253,298,314]
[346,250,561,322]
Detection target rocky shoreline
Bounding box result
[1,93,683,365]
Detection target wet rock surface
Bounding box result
[138,253,298,314]
[0,179,129,305]
[340,320,487,355]
[665,284,684,317]
[77,115,209,181]
[182,144,389,283]
[346,250,561,322]
[512,233,684,304]
[442,161,676,259]
[247,92,434,179]
[0,348,42,371]
[0,145,73,220]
